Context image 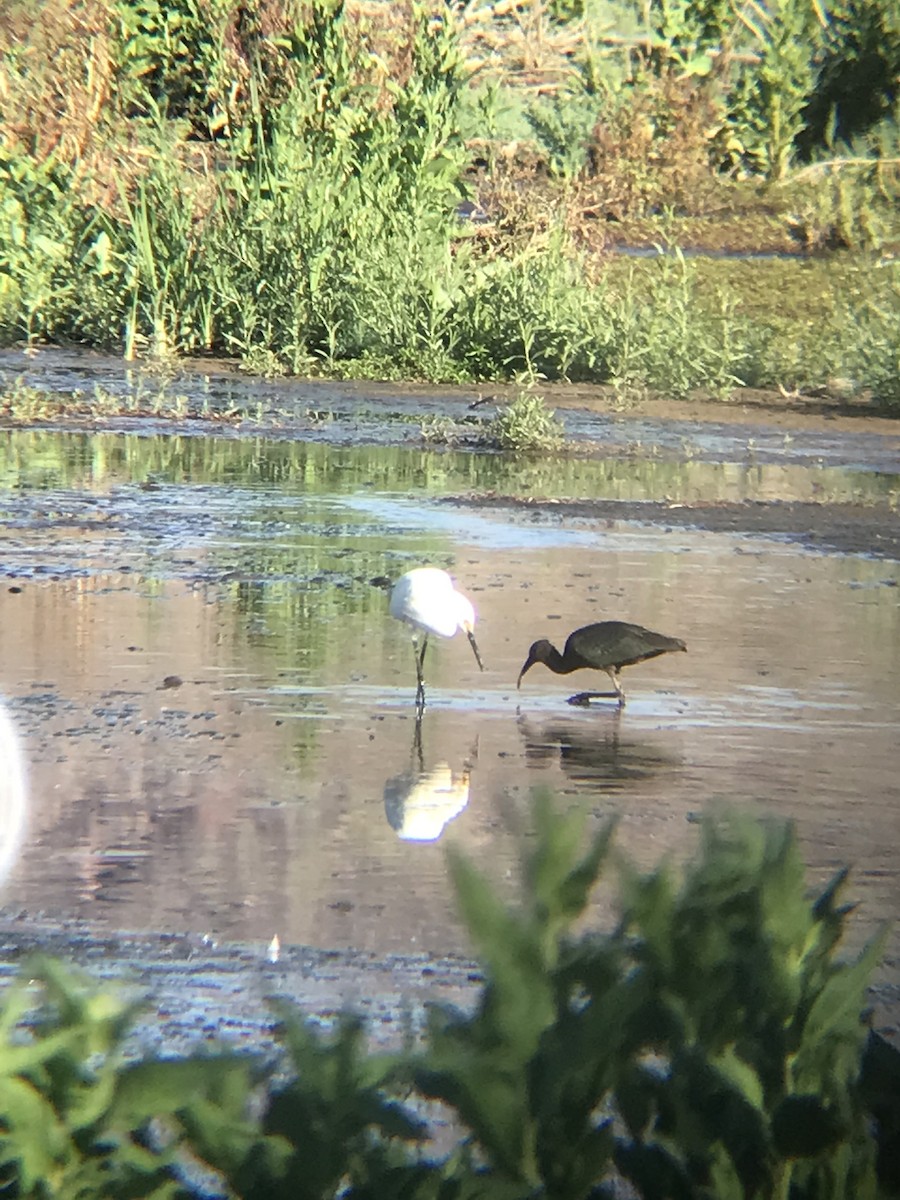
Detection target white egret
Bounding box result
[389,567,484,706]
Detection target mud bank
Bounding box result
[449,495,900,561]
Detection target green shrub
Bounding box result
[413,799,887,1198]
[798,0,900,156]
[2,0,900,403]
[0,802,891,1199]
[840,281,900,410]
[112,0,239,132]
[485,390,565,452]
[0,956,270,1196]
[608,249,749,400]
[0,147,82,343]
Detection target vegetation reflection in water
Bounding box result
[1,427,896,505]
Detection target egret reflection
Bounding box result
[517,712,680,791]
[0,701,28,889]
[383,716,473,842]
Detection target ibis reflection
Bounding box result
[383,716,473,842]
[517,711,681,791]
[0,700,28,889]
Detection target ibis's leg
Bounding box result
[608,668,626,707]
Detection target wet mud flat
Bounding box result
[0,911,480,1062]
[1,347,899,1065]
[454,494,900,561]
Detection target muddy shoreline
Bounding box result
[0,911,480,1060]
[449,495,900,561]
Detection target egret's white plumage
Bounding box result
[390,567,474,637]
[390,567,484,705]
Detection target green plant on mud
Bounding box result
[0,0,472,373]
[0,803,894,1198]
[0,148,79,344]
[485,390,565,452]
[192,0,468,376]
[419,412,460,445]
[0,375,259,424]
[783,159,900,252]
[455,241,617,383]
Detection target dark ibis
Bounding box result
[390,567,484,706]
[517,620,686,706]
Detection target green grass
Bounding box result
[1,0,899,409]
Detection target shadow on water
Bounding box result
[0,422,898,1029]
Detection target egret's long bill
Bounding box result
[466,626,484,672]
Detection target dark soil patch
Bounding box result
[450,494,900,562]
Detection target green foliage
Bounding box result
[642,0,900,178]
[646,0,733,76]
[839,279,900,410]
[783,163,900,252]
[614,818,886,1197]
[0,955,270,1197]
[112,0,261,135]
[242,1009,425,1200]
[0,147,80,343]
[0,805,892,1198]
[609,249,747,400]
[525,83,599,180]
[411,800,887,1199]
[414,800,618,1188]
[2,0,900,401]
[485,391,565,452]
[722,0,822,181]
[182,0,469,375]
[113,121,209,359]
[799,0,900,156]
[456,243,616,383]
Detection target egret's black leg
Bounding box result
[413,633,429,707]
[412,707,425,767]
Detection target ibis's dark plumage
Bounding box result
[517,620,686,706]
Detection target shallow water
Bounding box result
[4,346,900,479]
[0,421,898,1029]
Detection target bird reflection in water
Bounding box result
[517,711,680,792]
[383,714,475,842]
[0,701,29,889]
